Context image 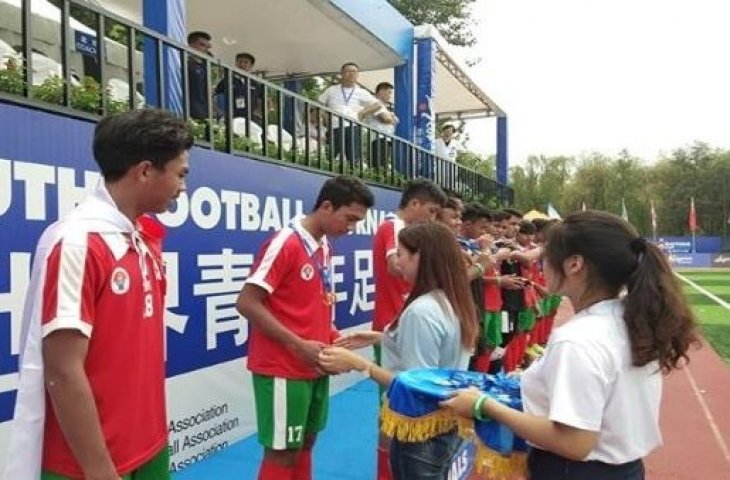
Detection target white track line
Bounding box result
[676,272,730,310]
[675,272,730,467]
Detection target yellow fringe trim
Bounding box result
[474,443,527,480]
[380,402,527,480]
[379,402,458,442]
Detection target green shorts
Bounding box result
[41,447,169,480]
[253,374,329,450]
[483,311,502,348]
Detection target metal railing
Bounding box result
[0,0,513,204]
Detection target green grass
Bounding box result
[676,269,730,364]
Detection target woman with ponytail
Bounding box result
[441,211,699,480]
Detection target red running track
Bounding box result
[646,336,730,479]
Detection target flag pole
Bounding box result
[689,197,697,253]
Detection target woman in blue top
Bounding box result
[320,222,478,479]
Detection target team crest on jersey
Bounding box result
[300,263,315,281]
[110,267,130,294]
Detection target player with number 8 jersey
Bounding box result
[3,109,193,480]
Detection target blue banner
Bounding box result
[657,236,721,254]
[415,37,435,152]
[670,254,713,268]
[0,102,399,425]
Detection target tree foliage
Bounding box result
[389,0,478,47]
[509,143,730,237]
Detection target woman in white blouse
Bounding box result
[441,211,698,480]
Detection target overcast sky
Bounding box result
[461,0,730,166]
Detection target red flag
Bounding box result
[688,197,698,232]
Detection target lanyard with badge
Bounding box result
[340,86,355,105]
[292,222,336,305]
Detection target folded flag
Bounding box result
[381,369,527,479]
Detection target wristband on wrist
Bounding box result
[360,362,372,378]
[473,263,485,277]
[473,394,490,421]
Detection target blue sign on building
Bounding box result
[74,31,98,57]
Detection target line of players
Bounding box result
[374,182,561,378]
[371,181,561,479]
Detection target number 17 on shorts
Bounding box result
[252,374,329,450]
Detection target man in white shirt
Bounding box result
[365,82,398,171]
[432,124,461,187]
[319,62,382,164]
[434,124,460,162]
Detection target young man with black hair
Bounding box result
[5,109,193,480]
[371,179,446,336]
[187,31,213,121]
[237,175,374,480]
[457,203,498,372]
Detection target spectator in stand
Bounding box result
[186,31,213,121]
[433,124,461,187]
[365,82,398,171]
[214,52,263,124]
[433,123,460,162]
[319,62,383,164]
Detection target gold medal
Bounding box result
[324,292,336,305]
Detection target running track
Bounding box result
[554,289,730,480]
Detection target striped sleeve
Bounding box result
[41,234,102,338]
[246,230,294,294]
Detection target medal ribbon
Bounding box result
[291,222,334,302]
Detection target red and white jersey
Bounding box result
[372,216,411,331]
[3,183,168,479]
[246,216,338,379]
[483,265,503,312]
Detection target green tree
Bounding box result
[457,151,495,178]
[509,155,573,213]
[650,143,730,236]
[389,0,478,47]
[547,151,649,234]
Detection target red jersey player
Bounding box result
[237,176,374,480]
[5,109,192,480]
